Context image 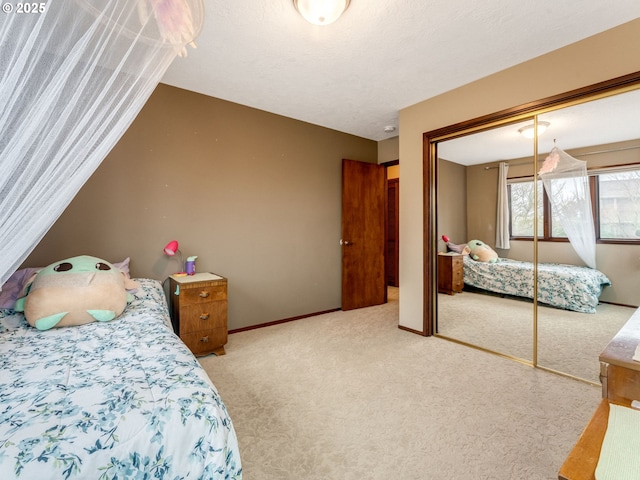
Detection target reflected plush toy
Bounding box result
[441,235,470,255]
[466,240,499,263]
[14,255,137,330]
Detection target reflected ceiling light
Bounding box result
[293,0,350,26]
[518,121,550,139]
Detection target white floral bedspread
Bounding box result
[463,256,611,313]
[0,278,242,479]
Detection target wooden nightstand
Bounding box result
[437,253,464,295]
[169,273,228,356]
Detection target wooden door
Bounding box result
[386,178,399,287]
[341,159,386,310]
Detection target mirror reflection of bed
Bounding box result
[435,87,640,385]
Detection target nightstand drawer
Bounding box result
[169,273,228,357]
[180,302,227,334]
[452,266,463,279]
[180,285,227,305]
[452,265,464,287]
[181,328,227,356]
[437,253,464,295]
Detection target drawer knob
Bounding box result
[199,291,210,298]
[199,313,210,320]
[200,336,209,343]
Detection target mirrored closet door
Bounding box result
[428,75,640,384]
[535,88,640,383]
[435,120,536,363]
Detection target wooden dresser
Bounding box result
[437,253,464,295]
[599,308,640,404]
[169,273,228,357]
[559,307,640,479]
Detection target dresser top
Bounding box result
[170,272,225,284]
[600,307,640,371]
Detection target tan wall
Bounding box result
[378,136,399,163]
[399,19,640,330]
[25,84,377,330]
[437,159,467,251]
[466,163,498,247]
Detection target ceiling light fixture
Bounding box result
[383,126,396,133]
[293,0,350,26]
[518,121,550,139]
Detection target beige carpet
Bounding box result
[199,288,603,480]
[438,291,635,383]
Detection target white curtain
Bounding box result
[538,147,597,268]
[0,0,204,285]
[495,161,510,249]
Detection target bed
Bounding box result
[462,256,611,313]
[0,277,242,479]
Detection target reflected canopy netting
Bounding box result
[538,147,596,268]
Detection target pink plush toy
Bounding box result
[441,235,470,255]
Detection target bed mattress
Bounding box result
[463,256,611,313]
[0,278,242,479]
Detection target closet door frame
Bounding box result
[421,70,640,341]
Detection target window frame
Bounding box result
[594,166,640,244]
[507,166,640,245]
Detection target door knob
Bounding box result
[340,239,353,246]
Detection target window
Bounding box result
[509,180,543,237]
[508,167,640,243]
[598,170,640,240]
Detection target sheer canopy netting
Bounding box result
[0,0,204,286]
[538,147,597,269]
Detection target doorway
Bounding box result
[384,160,399,290]
[386,178,399,287]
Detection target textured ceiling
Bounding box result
[161,1,640,141]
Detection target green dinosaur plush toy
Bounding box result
[466,239,499,263]
[14,255,136,330]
